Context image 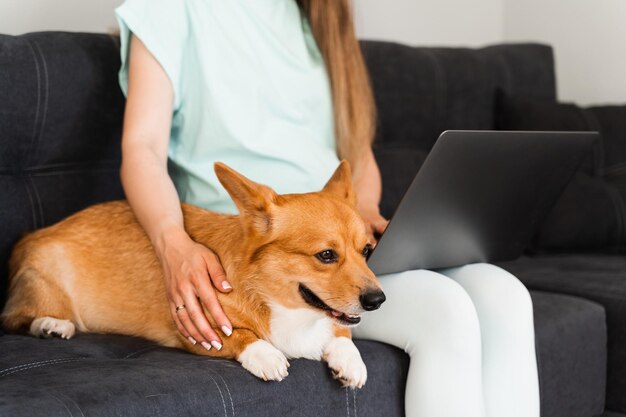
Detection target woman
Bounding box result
[114,0,539,415]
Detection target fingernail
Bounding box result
[188,336,197,345]
[201,341,212,351]
[210,340,222,351]
[221,326,232,337]
[222,281,232,290]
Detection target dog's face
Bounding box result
[215,161,385,326]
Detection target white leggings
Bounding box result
[352,263,540,417]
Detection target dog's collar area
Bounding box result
[298,284,361,326]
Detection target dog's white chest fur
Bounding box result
[267,303,334,360]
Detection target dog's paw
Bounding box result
[30,317,76,340]
[323,337,367,389]
[238,340,290,382]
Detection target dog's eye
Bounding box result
[316,249,338,264]
[362,244,373,258]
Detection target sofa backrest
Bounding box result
[360,41,557,216]
[0,32,126,306]
[0,31,557,308]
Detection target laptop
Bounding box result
[366,130,598,276]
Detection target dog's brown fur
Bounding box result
[1,161,382,384]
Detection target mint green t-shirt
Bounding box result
[115,0,340,214]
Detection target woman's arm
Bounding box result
[121,34,232,350]
[351,148,389,244]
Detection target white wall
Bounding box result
[353,0,503,47]
[0,0,122,35]
[2,0,504,46]
[502,0,626,105]
[1,0,624,105]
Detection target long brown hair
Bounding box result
[297,0,376,169]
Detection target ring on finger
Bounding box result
[175,304,186,313]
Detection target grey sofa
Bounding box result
[1,31,624,417]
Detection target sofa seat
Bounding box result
[0,290,605,417]
[0,334,408,417]
[529,291,606,417]
[498,254,626,414]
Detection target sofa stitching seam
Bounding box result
[123,346,159,359]
[420,50,447,138]
[207,369,234,417]
[47,391,75,417]
[21,176,39,229]
[52,390,86,417]
[24,38,49,167]
[28,175,45,227]
[23,37,41,170]
[2,359,86,378]
[0,357,84,375]
[206,373,228,417]
[0,357,87,377]
[30,39,50,167]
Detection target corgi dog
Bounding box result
[1,161,385,388]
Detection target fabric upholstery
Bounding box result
[0,335,407,417]
[0,32,126,306]
[590,105,626,172]
[533,172,625,251]
[530,291,606,417]
[361,41,557,218]
[362,41,557,154]
[498,254,626,413]
[495,91,604,175]
[495,92,626,252]
[594,106,626,216]
[0,290,605,417]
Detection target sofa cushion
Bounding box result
[532,172,625,251]
[0,334,408,417]
[588,105,626,171]
[593,106,626,214]
[496,91,604,175]
[362,42,557,220]
[361,42,557,153]
[496,92,626,252]
[498,254,626,413]
[530,291,606,417]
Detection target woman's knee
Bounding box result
[441,263,533,321]
[375,269,481,350]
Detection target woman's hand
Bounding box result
[156,227,233,351]
[358,205,389,246]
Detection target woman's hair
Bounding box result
[297,0,377,167]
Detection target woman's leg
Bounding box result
[437,263,540,417]
[353,269,486,417]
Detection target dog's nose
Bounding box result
[360,290,386,311]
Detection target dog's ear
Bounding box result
[214,163,277,234]
[322,160,357,207]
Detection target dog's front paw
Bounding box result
[238,340,290,382]
[323,337,367,389]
